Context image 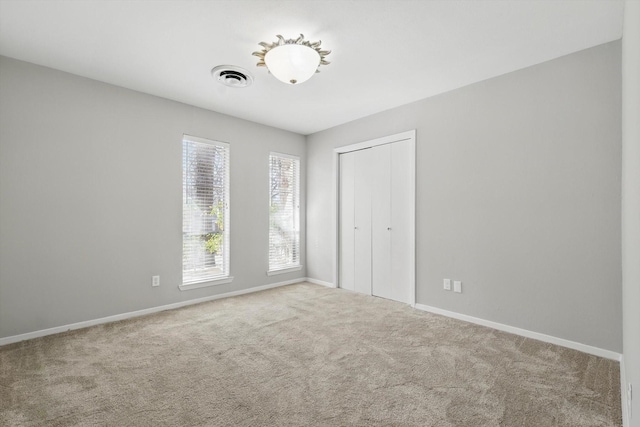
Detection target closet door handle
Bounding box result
[387,227,391,231]
[354,226,358,230]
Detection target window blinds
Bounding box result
[269,153,300,271]
[182,135,230,284]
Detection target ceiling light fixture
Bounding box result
[253,34,330,85]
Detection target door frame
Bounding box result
[332,130,416,306]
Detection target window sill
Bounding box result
[179,276,234,291]
[267,266,303,276]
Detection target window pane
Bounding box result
[182,136,230,284]
[269,153,300,271]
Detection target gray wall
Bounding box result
[622,1,640,425]
[0,56,306,339]
[307,41,622,352]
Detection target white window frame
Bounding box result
[180,134,233,290]
[268,152,302,275]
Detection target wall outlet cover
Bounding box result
[454,281,462,293]
[444,279,451,290]
[152,276,160,287]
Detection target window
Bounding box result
[182,135,231,288]
[269,153,301,273]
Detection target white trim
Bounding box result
[1,279,620,370]
[332,144,340,292]
[269,151,300,161]
[334,130,415,153]
[0,279,304,347]
[333,130,417,307]
[179,276,234,291]
[621,355,630,426]
[267,265,303,276]
[182,134,229,148]
[305,277,336,288]
[406,135,416,307]
[414,303,622,361]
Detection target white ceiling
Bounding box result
[0,0,624,135]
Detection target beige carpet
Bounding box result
[0,282,621,426]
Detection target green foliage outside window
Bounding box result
[204,202,224,254]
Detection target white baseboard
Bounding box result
[414,303,621,361]
[1,279,621,366]
[305,277,335,288]
[0,278,305,347]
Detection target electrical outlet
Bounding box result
[152,275,160,287]
[454,280,462,293]
[443,279,451,291]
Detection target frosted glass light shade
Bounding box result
[264,44,321,85]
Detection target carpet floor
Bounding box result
[0,282,621,426]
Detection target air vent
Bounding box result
[211,65,253,88]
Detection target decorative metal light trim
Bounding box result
[253,34,331,84]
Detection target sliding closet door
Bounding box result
[371,144,392,300]
[339,152,356,292]
[390,140,413,304]
[353,148,373,295]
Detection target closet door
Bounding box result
[390,139,413,304]
[339,152,356,292]
[371,144,392,300]
[353,148,373,295]
[338,131,415,304]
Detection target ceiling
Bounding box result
[0,0,624,135]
